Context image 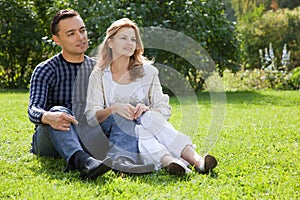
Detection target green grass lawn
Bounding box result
[0,90,299,199]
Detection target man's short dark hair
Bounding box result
[50,9,80,36]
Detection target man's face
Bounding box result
[53,15,88,60]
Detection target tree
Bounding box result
[0,0,240,91]
[231,0,300,18]
[74,0,240,91]
[237,6,300,69]
[0,0,40,88]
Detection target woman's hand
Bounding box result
[112,103,136,120]
[134,103,150,119]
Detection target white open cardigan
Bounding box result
[84,64,171,127]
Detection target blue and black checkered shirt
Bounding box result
[28,53,96,124]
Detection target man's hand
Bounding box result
[41,111,78,131]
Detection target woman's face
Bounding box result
[109,27,137,60]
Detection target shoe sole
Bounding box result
[113,162,155,174]
[203,155,217,174]
[168,162,185,176]
[204,155,217,170]
[86,157,113,179]
[195,155,218,174]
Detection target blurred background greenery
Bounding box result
[1,0,299,91]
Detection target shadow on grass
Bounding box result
[30,156,110,185]
[31,155,218,186]
[195,90,299,107]
[124,168,219,186]
[0,89,28,93]
[1,89,299,107]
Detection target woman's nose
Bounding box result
[127,38,134,45]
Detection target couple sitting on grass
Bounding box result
[28,9,217,179]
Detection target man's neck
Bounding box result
[61,52,85,63]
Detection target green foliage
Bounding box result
[1,90,299,199]
[0,0,71,88]
[237,7,300,70]
[231,0,300,18]
[288,67,300,90]
[278,0,300,9]
[32,0,71,56]
[0,0,240,91]
[74,0,241,91]
[223,66,300,91]
[0,0,39,88]
[255,43,295,90]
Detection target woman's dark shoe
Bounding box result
[195,154,217,174]
[161,155,191,176]
[80,157,112,179]
[167,162,186,176]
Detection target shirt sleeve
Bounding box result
[28,63,53,124]
[148,66,171,120]
[85,68,105,127]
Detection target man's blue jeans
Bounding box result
[100,114,139,163]
[31,106,84,167]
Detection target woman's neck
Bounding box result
[110,56,132,84]
[111,56,130,73]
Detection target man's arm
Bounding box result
[28,64,50,124]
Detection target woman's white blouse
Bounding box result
[85,64,171,127]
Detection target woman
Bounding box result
[85,18,217,176]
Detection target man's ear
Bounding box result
[52,35,61,46]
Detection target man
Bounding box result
[28,9,112,179]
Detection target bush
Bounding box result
[223,67,300,91]
[223,69,269,91]
[237,7,300,69]
[288,67,300,90]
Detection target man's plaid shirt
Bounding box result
[28,53,95,124]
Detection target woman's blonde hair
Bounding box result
[96,18,152,80]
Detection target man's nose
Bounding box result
[75,32,84,40]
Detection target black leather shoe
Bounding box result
[195,154,217,174]
[80,157,112,179]
[112,157,155,174]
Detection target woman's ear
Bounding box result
[107,38,113,49]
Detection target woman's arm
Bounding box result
[85,68,108,127]
[147,66,171,120]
